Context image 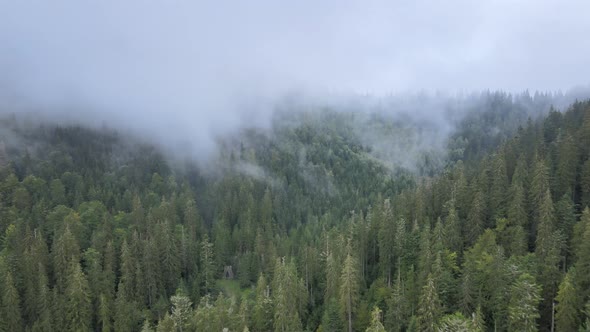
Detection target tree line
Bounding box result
[1,97,590,331]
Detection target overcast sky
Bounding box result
[1,0,589,154]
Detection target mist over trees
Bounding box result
[1,93,590,331]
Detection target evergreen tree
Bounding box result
[321,298,344,332]
[417,274,441,332]
[556,269,580,332]
[467,191,485,246]
[365,306,386,332]
[508,273,541,332]
[377,199,396,285]
[574,208,590,301]
[535,189,563,322]
[200,234,215,295]
[507,182,528,229]
[272,258,305,332]
[437,312,471,332]
[170,291,192,332]
[1,270,23,332]
[340,243,360,332]
[443,200,462,254]
[140,319,154,332]
[489,152,509,219]
[581,159,590,210]
[385,274,405,332]
[252,274,273,332]
[98,293,113,332]
[32,264,52,332]
[52,226,81,292]
[64,261,91,332]
[554,134,578,199]
[156,314,175,332]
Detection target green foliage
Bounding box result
[365,306,386,332]
[170,291,192,332]
[0,98,589,331]
[64,262,91,332]
[340,243,360,332]
[1,270,23,332]
[556,269,581,332]
[417,274,442,332]
[508,273,541,332]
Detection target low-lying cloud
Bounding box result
[1,0,590,160]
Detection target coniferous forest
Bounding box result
[1,92,590,332]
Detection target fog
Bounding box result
[1,0,590,159]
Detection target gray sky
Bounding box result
[1,0,589,155]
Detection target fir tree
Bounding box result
[556,269,580,332]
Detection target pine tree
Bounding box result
[170,290,192,332]
[471,305,485,332]
[507,182,528,228]
[32,264,52,332]
[385,274,405,332]
[64,261,91,332]
[378,199,396,285]
[325,249,340,303]
[530,157,550,224]
[98,293,113,332]
[156,313,175,332]
[555,134,578,199]
[581,159,590,210]
[417,225,432,289]
[489,152,509,219]
[555,193,575,252]
[1,270,23,332]
[156,219,180,295]
[51,226,80,292]
[437,312,471,332]
[118,240,135,301]
[321,298,344,332]
[467,191,485,246]
[443,200,462,254]
[508,273,541,332]
[113,285,141,332]
[574,208,590,305]
[555,269,580,332]
[272,258,306,332]
[252,274,273,332]
[417,274,441,332]
[340,244,360,332]
[140,319,153,332]
[200,234,215,294]
[365,307,386,332]
[580,300,590,332]
[535,189,564,322]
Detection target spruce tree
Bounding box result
[340,244,360,332]
[508,273,541,332]
[556,269,580,332]
[200,234,215,295]
[1,270,23,332]
[170,291,192,332]
[64,261,91,332]
[365,307,386,332]
[417,274,441,332]
[252,274,273,332]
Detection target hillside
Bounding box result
[1,97,590,331]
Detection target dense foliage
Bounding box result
[1,93,590,331]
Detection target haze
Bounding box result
[1,0,589,156]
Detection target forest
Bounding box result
[1,91,590,332]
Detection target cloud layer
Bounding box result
[1,0,589,157]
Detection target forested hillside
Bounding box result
[1,94,590,332]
